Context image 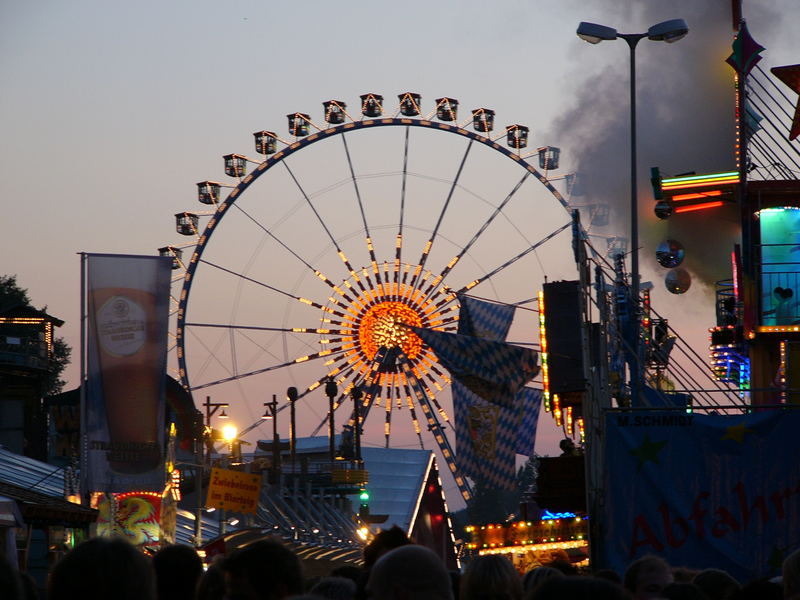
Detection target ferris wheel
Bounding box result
[162,93,577,500]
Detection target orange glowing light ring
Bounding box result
[673,201,725,213]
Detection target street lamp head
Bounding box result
[647,19,689,43]
[577,22,618,44]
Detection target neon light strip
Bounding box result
[672,190,723,202]
[674,201,724,213]
[663,179,738,191]
[537,291,550,412]
[662,171,739,184]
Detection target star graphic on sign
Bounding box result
[629,434,668,470]
[722,422,752,443]
[771,64,800,141]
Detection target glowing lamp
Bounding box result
[253,131,277,155]
[323,100,347,124]
[158,246,183,270]
[506,125,529,149]
[197,180,222,205]
[175,212,199,236]
[221,424,238,442]
[287,113,311,137]
[435,97,458,121]
[472,108,495,133]
[223,154,247,178]
[360,93,383,117]
[398,92,422,117]
[538,146,560,170]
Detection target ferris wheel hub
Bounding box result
[358,301,424,361]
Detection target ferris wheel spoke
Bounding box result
[399,354,471,501]
[402,382,426,449]
[420,171,532,304]
[409,139,474,291]
[383,382,393,448]
[282,161,369,292]
[189,346,349,391]
[455,221,571,294]
[197,258,353,318]
[341,135,380,280]
[184,326,235,383]
[396,126,410,284]
[186,322,336,335]
[231,203,358,303]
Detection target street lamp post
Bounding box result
[194,396,229,546]
[287,387,298,473]
[576,19,688,403]
[351,385,363,462]
[261,395,280,480]
[219,423,238,535]
[325,378,338,462]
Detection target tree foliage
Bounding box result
[463,455,539,527]
[0,274,72,395]
[0,275,31,309]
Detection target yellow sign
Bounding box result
[206,468,261,515]
[331,469,369,485]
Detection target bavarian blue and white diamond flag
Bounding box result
[515,387,543,456]
[457,294,516,341]
[410,327,539,408]
[453,382,542,489]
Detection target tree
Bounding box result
[464,455,540,527]
[0,275,31,309]
[0,274,72,395]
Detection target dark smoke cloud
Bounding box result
[549,1,787,292]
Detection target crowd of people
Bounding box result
[1,527,799,600]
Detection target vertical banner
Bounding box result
[84,254,171,492]
[453,383,541,489]
[602,409,800,582]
